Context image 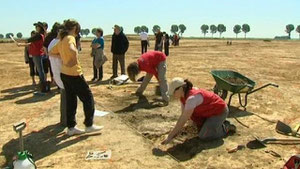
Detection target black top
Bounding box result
[27,34,42,43]
[111,31,129,55]
[155,32,163,44]
[43,32,57,48]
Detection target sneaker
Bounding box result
[226,124,236,135]
[91,77,97,82]
[67,127,85,136]
[85,125,104,133]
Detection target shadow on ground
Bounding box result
[115,95,162,113]
[15,89,59,104]
[0,85,36,102]
[0,123,101,168]
[153,137,224,162]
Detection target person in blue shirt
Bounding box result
[91,28,104,81]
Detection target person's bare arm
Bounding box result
[17,42,31,47]
[91,43,101,49]
[161,108,194,144]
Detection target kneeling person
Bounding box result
[162,77,236,145]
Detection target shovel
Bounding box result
[249,136,300,148]
[276,120,300,137]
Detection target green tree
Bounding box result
[152,25,161,34]
[141,25,149,33]
[242,24,250,38]
[286,24,295,39]
[17,32,23,38]
[178,24,186,36]
[217,24,226,38]
[201,24,209,37]
[134,26,142,34]
[170,24,179,34]
[80,29,85,36]
[0,34,3,39]
[210,25,217,37]
[5,33,14,38]
[92,28,97,35]
[296,25,300,39]
[233,25,241,38]
[84,28,90,37]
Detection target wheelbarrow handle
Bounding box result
[270,83,279,88]
[264,137,300,142]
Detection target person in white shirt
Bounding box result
[139,31,149,54]
[47,23,67,127]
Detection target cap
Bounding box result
[169,77,186,95]
[112,24,121,30]
[33,21,44,28]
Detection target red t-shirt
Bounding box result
[137,51,166,79]
[28,33,45,56]
[180,89,226,126]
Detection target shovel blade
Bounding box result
[276,120,293,135]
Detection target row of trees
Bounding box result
[133,24,187,36]
[0,32,23,39]
[200,24,250,38]
[1,25,300,39]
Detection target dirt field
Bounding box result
[1,38,300,169]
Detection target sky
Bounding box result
[0,0,299,38]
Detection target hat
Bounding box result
[33,21,44,28]
[169,77,186,95]
[112,24,121,30]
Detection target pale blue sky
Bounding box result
[1,0,299,38]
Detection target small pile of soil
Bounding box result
[224,77,248,85]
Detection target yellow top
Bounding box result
[50,35,82,76]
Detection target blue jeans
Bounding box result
[32,56,45,83]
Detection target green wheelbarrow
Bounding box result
[211,70,279,109]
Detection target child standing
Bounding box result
[90,28,104,82]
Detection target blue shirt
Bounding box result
[92,37,104,49]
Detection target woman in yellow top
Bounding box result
[50,19,103,136]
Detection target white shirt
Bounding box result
[48,38,64,89]
[181,94,204,112]
[140,32,148,41]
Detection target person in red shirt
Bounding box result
[161,77,236,145]
[127,51,169,105]
[17,22,46,92]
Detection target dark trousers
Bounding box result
[28,57,36,77]
[112,54,125,77]
[92,56,103,79]
[43,57,53,78]
[60,73,95,128]
[164,43,169,56]
[141,40,148,54]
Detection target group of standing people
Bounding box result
[139,29,170,57]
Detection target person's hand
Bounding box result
[17,43,21,47]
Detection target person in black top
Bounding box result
[111,25,129,78]
[163,32,170,56]
[154,29,163,51]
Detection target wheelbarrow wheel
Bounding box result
[213,84,228,100]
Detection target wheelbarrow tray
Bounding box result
[211,70,256,93]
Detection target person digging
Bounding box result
[127,51,169,106]
[161,77,236,145]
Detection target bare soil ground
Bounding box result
[1,38,300,169]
